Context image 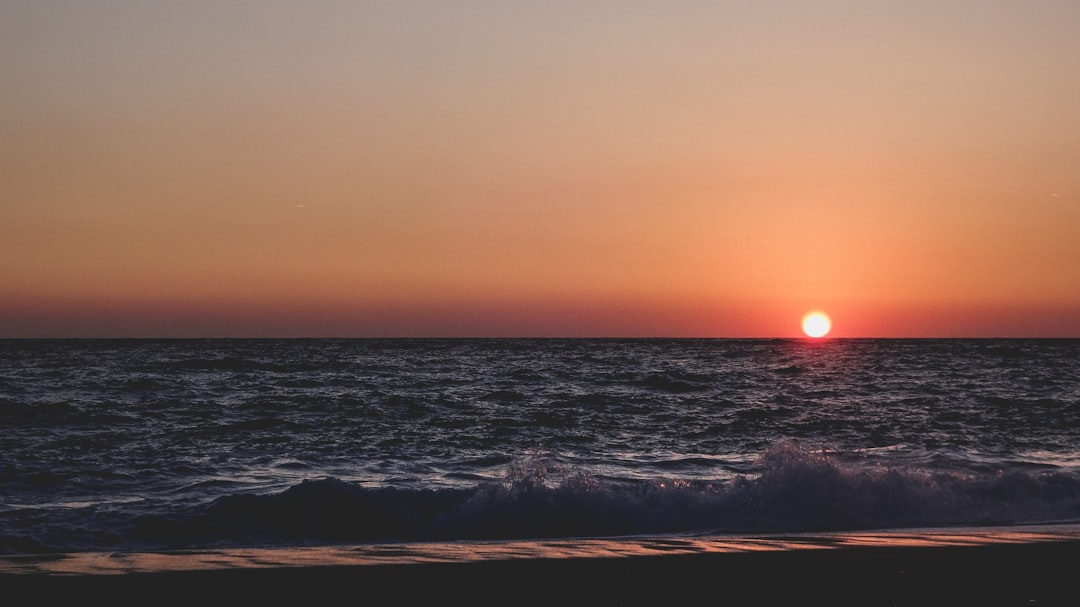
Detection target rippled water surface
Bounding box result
[2,338,1079,553]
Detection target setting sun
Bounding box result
[802,312,832,338]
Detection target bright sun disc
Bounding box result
[802,312,831,338]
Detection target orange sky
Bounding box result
[3,2,1079,337]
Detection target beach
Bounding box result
[4,524,1080,605]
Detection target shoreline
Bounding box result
[5,524,1080,604]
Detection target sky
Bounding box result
[2,1,1079,337]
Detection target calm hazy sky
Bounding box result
[3,1,1079,337]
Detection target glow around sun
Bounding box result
[801,311,832,338]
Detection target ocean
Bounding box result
[3,338,1080,556]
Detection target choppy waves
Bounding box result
[2,338,1080,555]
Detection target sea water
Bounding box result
[2,338,1079,554]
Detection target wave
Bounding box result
[117,443,1080,552]
[7,442,1080,555]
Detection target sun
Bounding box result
[801,311,832,338]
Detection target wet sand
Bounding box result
[4,524,1079,605]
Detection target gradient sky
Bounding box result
[3,1,1079,337]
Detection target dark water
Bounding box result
[2,338,1080,554]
